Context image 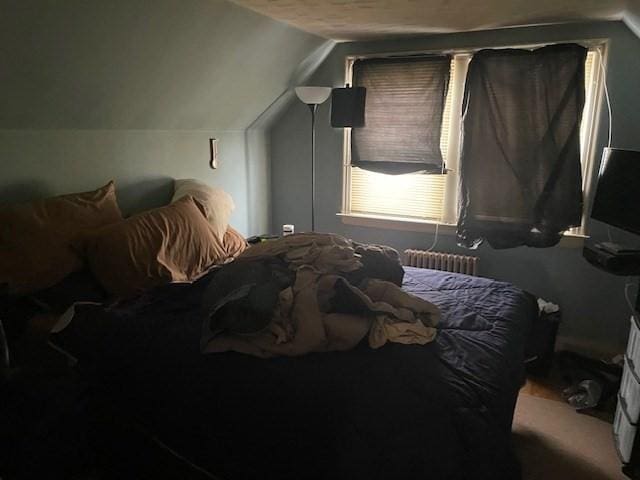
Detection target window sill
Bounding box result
[337,213,587,248]
[338,213,457,234]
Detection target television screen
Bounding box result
[591,148,640,235]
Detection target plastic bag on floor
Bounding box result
[563,379,603,410]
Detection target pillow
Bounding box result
[0,181,123,295]
[171,179,234,240]
[78,196,236,298]
[224,226,248,259]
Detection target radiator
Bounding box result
[404,249,479,276]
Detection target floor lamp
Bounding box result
[295,86,331,232]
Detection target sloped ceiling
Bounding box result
[0,0,326,129]
[624,1,640,37]
[231,0,631,41]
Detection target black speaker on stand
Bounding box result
[331,85,366,128]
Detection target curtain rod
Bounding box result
[346,38,609,62]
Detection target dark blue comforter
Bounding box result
[53,267,535,480]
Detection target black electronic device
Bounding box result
[246,234,279,244]
[583,242,640,276]
[593,241,640,256]
[591,148,640,236]
[331,85,366,128]
[584,148,640,277]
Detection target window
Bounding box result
[341,44,606,235]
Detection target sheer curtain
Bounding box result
[457,44,587,249]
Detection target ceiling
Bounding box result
[231,0,631,41]
[0,0,325,129]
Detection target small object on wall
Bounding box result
[331,84,366,128]
[209,138,219,169]
[282,224,294,236]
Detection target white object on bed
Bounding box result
[49,302,103,367]
[171,179,235,240]
[52,301,104,333]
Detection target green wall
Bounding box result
[3,0,639,353]
[0,0,326,235]
[270,21,640,353]
[0,129,259,231]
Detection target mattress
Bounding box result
[52,267,535,480]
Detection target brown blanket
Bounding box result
[200,234,439,358]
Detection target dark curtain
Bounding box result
[457,43,587,249]
[351,56,451,175]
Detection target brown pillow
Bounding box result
[223,227,248,259]
[0,181,123,295]
[79,196,236,298]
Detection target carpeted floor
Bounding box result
[513,393,625,479]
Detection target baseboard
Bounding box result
[555,335,625,360]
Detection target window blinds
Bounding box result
[351,55,451,175]
[349,57,456,220]
[350,167,447,219]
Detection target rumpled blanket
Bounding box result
[200,233,439,358]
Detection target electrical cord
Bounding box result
[598,54,638,320]
[596,52,638,320]
[134,422,223,480]
[625,280,637,317]
[426,151,448,252]
[598,51,613,150]
[596,49,614,245]
[426,215,441,252]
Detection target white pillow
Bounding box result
[171,179,234,240]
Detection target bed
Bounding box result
[50,265,536,480]
[1,181,535,479]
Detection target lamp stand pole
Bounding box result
[308,103,318,232]
[294,86,331,233]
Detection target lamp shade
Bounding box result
[295,86,331,105]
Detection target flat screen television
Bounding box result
[591,148,640,236]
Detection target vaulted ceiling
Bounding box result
[3,0,639,130]
[231,0,638,41]
[0,0,326,130]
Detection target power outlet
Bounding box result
[282,224,294,236]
